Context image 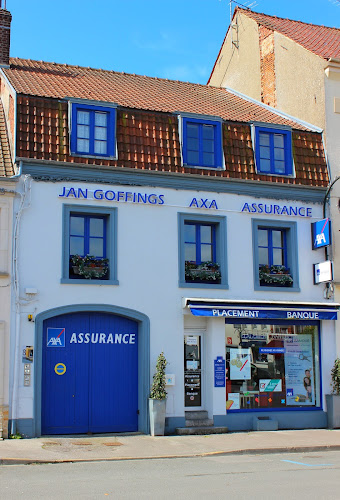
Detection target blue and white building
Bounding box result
[0,8,338,436]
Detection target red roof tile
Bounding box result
[16,96,329,187]
[4,58,314,132]
[237,8,340,60]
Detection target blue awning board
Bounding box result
[189,306,337,321]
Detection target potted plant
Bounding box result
[185,261,221,283]
[259,264,293,287]
[149,352,167,436]
[70,254,109,279]
[326,358,340,429]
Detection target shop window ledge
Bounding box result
[253,416,278,431]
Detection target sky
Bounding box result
[7,0,340,85]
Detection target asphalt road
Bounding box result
[1,451,340,499]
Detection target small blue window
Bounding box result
[252,220,299,291]
[184,223,216,264]
[254,126,293,176]
[69,214,108,280]
[70,214,106,259]
[62,205,118,285]
[182,117,223,169]
[258,227,287,268]
[70,103,116,158]
[178,214,228,289]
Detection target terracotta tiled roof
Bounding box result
[16,96,329,187]
[0,98,13,177]
[4,58,313,132]
[237,8,340,60]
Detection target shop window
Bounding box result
[252,219,299,291]
[178,213,228,289]
[225,322,321,411]
[182,116,223,169]
[254,125,293,176]
[70,102,117,158]
[61,205,118,285]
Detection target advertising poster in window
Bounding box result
[226,393,240,410]
[284,334,315,405]
[230,348,251,380]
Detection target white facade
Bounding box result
[9,172,337,436]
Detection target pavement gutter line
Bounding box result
[2,444,340,465]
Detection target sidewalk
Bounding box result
[1,429,340,465]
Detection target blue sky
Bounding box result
[8,0,340,84]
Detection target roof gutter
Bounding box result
[225,87,323,133]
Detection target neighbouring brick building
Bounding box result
[0,6,339,437]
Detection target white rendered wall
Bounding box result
[11,177,334,421]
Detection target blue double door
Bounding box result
[42,312,138,435]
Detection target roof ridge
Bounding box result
[236,7,340,32]
[8,57,224,91]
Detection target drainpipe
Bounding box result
[322,176,340,300]
[10,173,30,436]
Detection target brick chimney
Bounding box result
[0,7,11,67]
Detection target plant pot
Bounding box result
[326,394,340,429]
[149,398,166,436]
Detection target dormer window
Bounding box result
[70,102,117,159]
[181,116,223,169]
[253,124,293,176]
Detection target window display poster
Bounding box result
[230,348,251,380]
[284,334,315,405]
[226,393,240,410]
[259,379,282,392]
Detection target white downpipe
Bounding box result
[10,173,30,435]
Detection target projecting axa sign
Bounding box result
[58,186,312,216]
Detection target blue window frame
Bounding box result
[254,125,293,176]
[61,205,118,285]
[70,103,116,158]
[184,223,216,264]
[178,213,228,289]
[258,227,287,268]
[252,219,299,291]
[182,117,223,169]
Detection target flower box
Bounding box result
[259,265,293,287]
[70,255,109,279]
[185,261,221,283]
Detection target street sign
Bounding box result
[314,260,333,284]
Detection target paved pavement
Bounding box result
[1,429,340,464]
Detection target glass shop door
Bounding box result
[184,335,202,407]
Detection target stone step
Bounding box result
[185,418,214,427]
[176,426,228,436]
[185,410,209,420]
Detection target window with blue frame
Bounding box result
[254,125,293,176]
[252,220,299,290]
[62,205,118,285]
[70,103,116,158]
[182,117,223,169]
[69,214,109,280]
[178,214,228,288]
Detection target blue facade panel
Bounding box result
[42,312,138,435]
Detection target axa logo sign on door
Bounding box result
[47,328,65,347]
[47,328,136,346]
